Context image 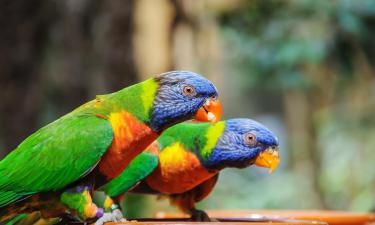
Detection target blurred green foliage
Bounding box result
[220,0,374,90]
[204,0,375,212]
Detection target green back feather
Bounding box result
[157,122,209,151]
[158,121,226,158]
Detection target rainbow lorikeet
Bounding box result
[0,71,222,223]
[98,118,280,221]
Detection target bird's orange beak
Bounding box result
[254,147,280,173]
[194,97,222,123]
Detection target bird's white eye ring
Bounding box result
[244,133,256,145]
[182,85,196,97]
[210,95,218,101]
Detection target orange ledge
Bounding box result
[90,209,375,225]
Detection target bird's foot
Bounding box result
[55,213,83,225]
[94,209,126,225]
[190,209,217,222]
[61,185,105,221]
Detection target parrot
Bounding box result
[98,118,280,221]
[0,71,222,224]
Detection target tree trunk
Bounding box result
[0,0,137,157]
[0,0,55,156]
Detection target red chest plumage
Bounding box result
[145,143,217,194]
[99,111,158,180]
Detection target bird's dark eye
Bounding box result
[182,85,196,97]
[244,133,256,145]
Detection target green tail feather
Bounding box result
[4,214,28,225]
[0,191,20,207]
[3,212,59,225]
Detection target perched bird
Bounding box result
[0,71,221,223]
[99,118,280,221]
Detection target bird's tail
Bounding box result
[3,214,28,225]
[0,195,37,223]
[0,191,21,208]
[0,193,68,225]
[0,203,21,223]
[2,212,60,225]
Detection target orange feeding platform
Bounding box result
[99,210,375,225]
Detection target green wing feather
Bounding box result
[99,150,158,197]
[0,113,114,207]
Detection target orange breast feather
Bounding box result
[99,111,158,180]
[145,143,217,194]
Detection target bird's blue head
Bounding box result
[203,118,280,172]
[150,71,221,132]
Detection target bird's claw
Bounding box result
[94,209,126,225]
[190,209,217,222]
[111,209,125,222]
